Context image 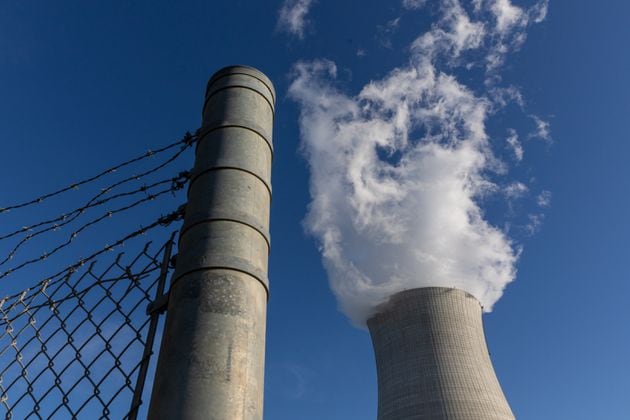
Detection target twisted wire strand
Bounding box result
[0,155,191,243]
[0,131,196,214]
[0,207,181,317]
[0,181,187,279]
[0,172,189,265]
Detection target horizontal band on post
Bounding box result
[171,255,270,298]
[180,211,271,251]
[204,84,275,115]
[187,166,272,199]
[206,68,276,105]
[206,66,276,100]
[196,119,274,157]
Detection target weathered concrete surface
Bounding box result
[368,287,515,420]
[148,66,275,420]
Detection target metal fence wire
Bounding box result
[0,234,176,419]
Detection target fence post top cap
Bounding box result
[206,65,276,104]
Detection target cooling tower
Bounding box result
[367,287,515,420]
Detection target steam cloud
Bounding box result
[277,0,316,39]
[289,0,549,325]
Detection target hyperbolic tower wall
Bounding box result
[367,287,515,420]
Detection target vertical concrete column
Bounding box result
[368,287,514,420]
[148,66,275,420]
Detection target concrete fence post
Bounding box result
[148,66,275,420]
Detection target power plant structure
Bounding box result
[0,59,521,419]
[368,287,515,420]
[144,65,514,420]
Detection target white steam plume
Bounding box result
[277,0,316,39]
[289,0,548,325]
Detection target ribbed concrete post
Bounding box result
[368,287,514,420]
[148,66,275,420]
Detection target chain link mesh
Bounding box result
[0,236,175,419]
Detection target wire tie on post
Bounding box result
[183,131,195,146]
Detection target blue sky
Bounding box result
[0,1,629,419]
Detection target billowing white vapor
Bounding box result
[289,0,548,325]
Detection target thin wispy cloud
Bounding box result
[376,17,401,48]
[277,0,316,39]
[290,0,549,325]
[285,363,310,399]
[483,0,550,76]
[402,0,428,10]
[529,0,549,23]
[490,0,527,35]
[506,129,524,161]
[525,213,544,235]
[505,182,528,199]
[537,190,552,207]
[531,115,552,141]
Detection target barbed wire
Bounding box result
[0,160,191,243]
[0,125,195,418]
[0,171,189,266]
[0,131,196,215]
[0,180,187,279]
[42,208,181,285]
[0,209,181,371]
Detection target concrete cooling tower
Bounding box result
[367,287,515,420]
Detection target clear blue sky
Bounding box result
[0,1,629,419]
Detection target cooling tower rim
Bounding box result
[388,286,481,303]
[367,286,483,324]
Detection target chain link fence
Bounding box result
[0,132,195,419]
[0,234,176,419]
